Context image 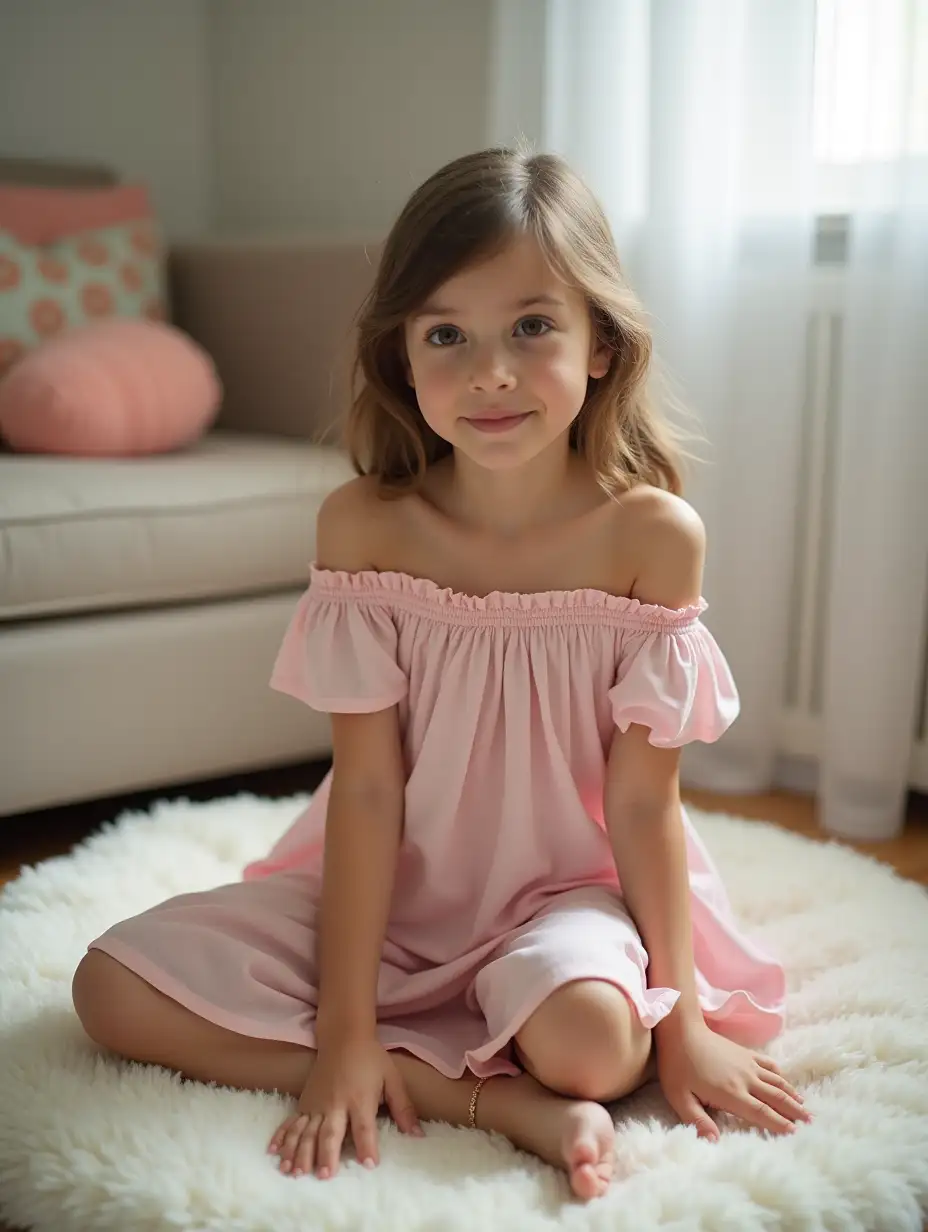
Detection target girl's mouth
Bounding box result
[465,412,533,434]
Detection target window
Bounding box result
[813,0,927,210]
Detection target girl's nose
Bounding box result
[468,345,517,392]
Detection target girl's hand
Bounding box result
[657,1019,811,1141]
[268,1036,423,1179]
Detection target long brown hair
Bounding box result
[345,146,686,497]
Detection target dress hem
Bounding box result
[88,929,785,1080]
[88,938,683,1081]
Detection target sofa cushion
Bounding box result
[0,431,354,621]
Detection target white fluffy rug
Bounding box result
[2,794,928,1232]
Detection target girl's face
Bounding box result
[403,236,610,471]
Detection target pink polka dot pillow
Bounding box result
[0,182,154,246]
[0,319,221,456]
[0,218,166,378]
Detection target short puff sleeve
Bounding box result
[270,580,407,713]
[608,609,739,747]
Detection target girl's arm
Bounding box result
[604,729,702,1039]
[605,709,809,1140]
[604,494,808,1139]
[315,705,405,1044]
[314,481,406,1045]
[604,494,707,1039]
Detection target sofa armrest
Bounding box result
[167,238,380,441]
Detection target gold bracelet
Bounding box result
[467,1075,491,1129]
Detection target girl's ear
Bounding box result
[589,336,611,380]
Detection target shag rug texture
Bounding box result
[1,793,927,1231]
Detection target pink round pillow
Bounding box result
[0,319,221,455]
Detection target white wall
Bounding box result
[0,0,212,239]
[209,0,495,236]
[0,0,495,239]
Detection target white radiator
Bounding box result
[779,263,928,792]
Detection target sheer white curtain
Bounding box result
[490,0,928,838]
[820,8,928,838]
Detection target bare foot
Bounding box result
[522,1098,617,1201]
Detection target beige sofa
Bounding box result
[0,237,380,817]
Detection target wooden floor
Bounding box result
[0,760,328,891]
[3,760,928,890]
[684,784,928,886]
[2,764,927,1232]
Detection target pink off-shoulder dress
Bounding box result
[89,568,786,1079]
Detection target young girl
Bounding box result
[73,147,807,1203]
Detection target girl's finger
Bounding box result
[316,1110,348,1179]
[279,1114,310,1173]
[292,1115,323,1177]
[268,1114,299,1154]
[754,1053,784,1079]
[383,1065,423,1137]
[671,1091,719,1141]
[756,1068,793,1092]
[349,1103,380,1168]
[754,1081,811,1124]
[758,1070,809,1112]
[743,1094,796,1137]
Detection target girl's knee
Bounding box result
[72,949,151,1053]
[514,978,651,1102]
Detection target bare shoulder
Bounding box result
[618,486,706,609]
[316,475,391,571]
[619,485,705,546]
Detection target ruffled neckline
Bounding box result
[309,566,707,631]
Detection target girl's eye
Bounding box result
[514,316,552,338]
[425,325,464,347]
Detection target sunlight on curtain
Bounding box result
[814,0,927,164]
[536,0,817,794]
[491,0,928,838]
[819,0,928,838]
